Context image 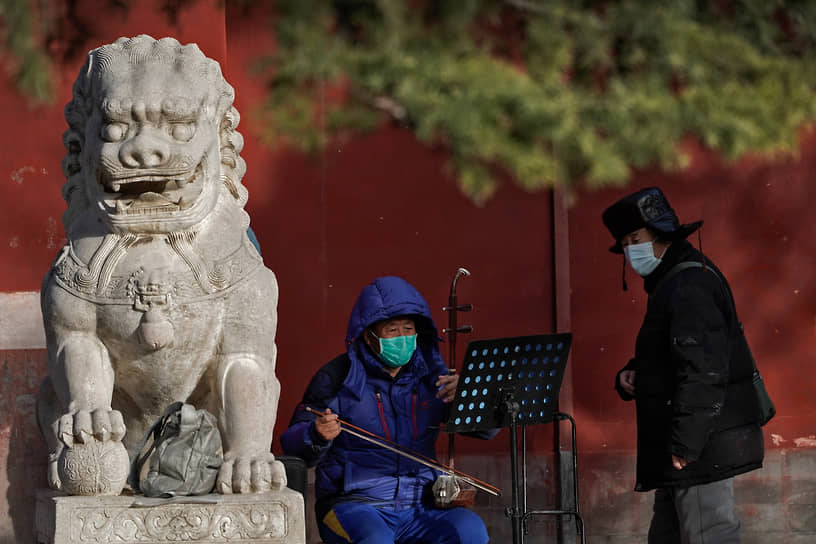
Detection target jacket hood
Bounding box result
[345,276,438,344]
[343,277,447,393]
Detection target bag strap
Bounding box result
[127,401,185,492]
[651,261,757,373]
[650,261,716,298]
[177,403,198,432]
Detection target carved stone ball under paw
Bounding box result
[57,440,129,496]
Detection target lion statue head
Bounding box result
[61,35,248,237]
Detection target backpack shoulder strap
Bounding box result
[653,260,732,309]
[127,401,184,491]
[652,261,756,375]
[322,353,352,387]
[651,261,706,297]
[309,353,352,400]
[652,260,731,311]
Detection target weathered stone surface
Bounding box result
[37,35,284,497]
[0,292,46,349]
[34,488,304,544]
[737,502,788,533]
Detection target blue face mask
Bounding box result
[624,241,662,277]
[372,333,417,368]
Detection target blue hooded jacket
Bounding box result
[280,276,452,516]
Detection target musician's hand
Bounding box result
[619,370,636,396]
[672,455,689,471]
[435,373,459,403]
[314,408,341,442]
[432,475,461,505]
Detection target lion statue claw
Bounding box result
[37,36,284,496]
[216,453,288,495]
[57,408,126,447]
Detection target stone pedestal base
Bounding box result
[34,488,305,544]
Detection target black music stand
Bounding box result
[445,333,585,544]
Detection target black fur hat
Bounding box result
[602,187,703,254]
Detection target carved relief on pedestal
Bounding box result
[73,503,289,542]
[35,490,305,544]
[37,35,285,497]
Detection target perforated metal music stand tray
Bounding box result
[446,334,571,433]
[446,333,585,544]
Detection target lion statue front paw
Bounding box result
[50,408,129,496]
[216,452,287,494]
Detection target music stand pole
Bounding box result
[504,393,523,544]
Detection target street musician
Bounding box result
[281,275,495,543]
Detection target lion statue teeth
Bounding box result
[37,35,285,496]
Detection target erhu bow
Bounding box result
[303,406,500,497]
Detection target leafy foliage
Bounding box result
[0,0,54,102]
[2,1,814,201]
[260,0,816,202]
[0,0,196,104]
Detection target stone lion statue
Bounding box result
[37,35,285,495]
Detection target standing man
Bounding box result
[602,187,764,543]
[281,275,493,544]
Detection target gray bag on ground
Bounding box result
[128,402,223,497]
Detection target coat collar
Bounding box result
[642,239,700,294]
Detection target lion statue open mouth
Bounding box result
[38,35,285,496]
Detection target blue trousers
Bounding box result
[319,501,490,544]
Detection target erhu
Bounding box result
[437,267,475,507]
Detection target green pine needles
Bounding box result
[3,1,814,201]
[0,0,54,103]
[260,0,816,202]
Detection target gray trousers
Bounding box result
[648,478,741,544]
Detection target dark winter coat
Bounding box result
[615,240,764,491]
[280,276,471,519]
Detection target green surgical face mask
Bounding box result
[371,332,417,368]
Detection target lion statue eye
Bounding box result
[101,122,128,142]
[171,123,196,142]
